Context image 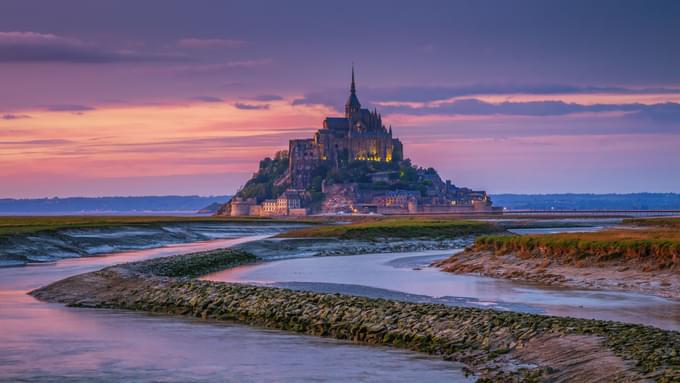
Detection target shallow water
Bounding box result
[0,222,303,266]
[0,230,472,382]
[508,226,606,234]
[204,249,680,331]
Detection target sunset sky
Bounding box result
[1,0,679,197]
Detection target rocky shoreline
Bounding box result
[0,221,298,267]
[31,249,680,382]
[435,250,680,300]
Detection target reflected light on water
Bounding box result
[0,234,472,383]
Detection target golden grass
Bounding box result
[278,217,501,240]
[623,217,680,228]
[475,218,680,270]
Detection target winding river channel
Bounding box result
[0,227,471,383]
[3,221,679,382]
[204,248,680,331]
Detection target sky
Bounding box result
[1,0,679,197]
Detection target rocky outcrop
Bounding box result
[31,249,680,382]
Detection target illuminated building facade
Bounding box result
[289,67,403,188]
[224,67,494,216]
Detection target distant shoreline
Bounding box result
[2,193,680,215]
[0,195,232,215]
[0,211,212,216]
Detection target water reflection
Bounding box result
[204,250,680,331]
[508,226,605,235]
[0,233,471,382]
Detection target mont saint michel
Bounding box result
[222,68,493,217]
[5,2,680,383]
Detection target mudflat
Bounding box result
[436,249,680,299]
[436,217,680,299]
[31,248,680,382]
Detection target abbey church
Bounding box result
[288,68,403,188]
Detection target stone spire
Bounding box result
[351,65,356,94]
[345,64,361,117]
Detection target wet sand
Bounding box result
[436,249,680,300]
[34,248,679,382]
[204,250,680,331]
[0,234,471,383]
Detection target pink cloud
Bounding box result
[0,31,188,63]
[177,38,245,49]
[2,93,678,197]
[0,31,81,45]
[1,113,31,120]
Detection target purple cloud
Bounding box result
[291,84,680,122]
[177,38,245,49]
[293,84,680,107]
[0,31,79,46]
[250,94,283,101]
[376,99,680,120]
[1,113,31,120]
[0,31,188,63]
[191,96,223,103]
[234,102,269,110]
[172,59,272,76]
[47,104,96,112]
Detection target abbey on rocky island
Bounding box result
[222,68,493,217]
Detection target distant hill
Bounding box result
[491,193,680,210]
[197,202,225,214]
[0,195,232,215]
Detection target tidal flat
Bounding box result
[204,249,680,331]
[2,236,471,383]
[32,248,680,382]
[276,217,504,240]
[0,217,305,266]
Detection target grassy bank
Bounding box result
[278,217,502,240]
[474,218,680,270]
[0,215,298,237]
[31,249,680,382]
[624,217,680,228]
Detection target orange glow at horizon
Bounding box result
[1,99,336,182]
[375,91,680,109]
[2,93,679,197]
